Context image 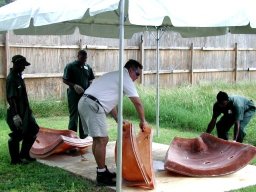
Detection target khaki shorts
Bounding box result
[78,96,107,137]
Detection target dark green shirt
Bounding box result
[63,61,95,90]
[6,68,29,117]
[212,95,255,121]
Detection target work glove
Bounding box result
[73,84,84,95]
[13,114,22,129]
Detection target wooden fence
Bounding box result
[0,30,256,103]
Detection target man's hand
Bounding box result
[123,119,130,125]
[206,117,217,134]
[73,84,84,95]
[139,121,148,132]
[13,114,22,129]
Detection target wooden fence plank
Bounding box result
[234,43,238,82]
[190,43,194,85]
[1,32,256,101]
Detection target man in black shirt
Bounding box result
[63,50,95,139]
[6,55,39,164]
[206,91,255,143]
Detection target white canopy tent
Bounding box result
[1,0,256,191]
[1,0,256,37]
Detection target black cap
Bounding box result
[12,55,30,66]
[78,50,87,56]
[216,91,229,103]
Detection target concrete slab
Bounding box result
[38,142,256,192]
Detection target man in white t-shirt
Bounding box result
[78,59,147,186]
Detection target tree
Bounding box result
[5,0,15,3]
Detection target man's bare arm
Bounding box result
[129,97,147,131]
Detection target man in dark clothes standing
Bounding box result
[63,50,95,139]
[206,91,255,143]
[6,55,39,165]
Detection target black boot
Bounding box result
[20,136,36,162]
[105,165,116,179]
[8,138,24,165]
[96,166,116,186]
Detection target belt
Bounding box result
[84,94,103,108]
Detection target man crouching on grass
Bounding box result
[206,91,255,143]
[78,59,148,186]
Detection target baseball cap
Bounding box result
[12,55,30,66]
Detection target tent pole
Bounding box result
[116,0,125,191]
[140,34,144,85]
[3,31,10,107]
[156,28,160,137]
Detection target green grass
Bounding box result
[0,118,112,192]
[30,100,69,117]
[0,81,256,191]
[0,0,6,7]
[124,81,256,146]
[1,116,255,191]
[0,103,6,119]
